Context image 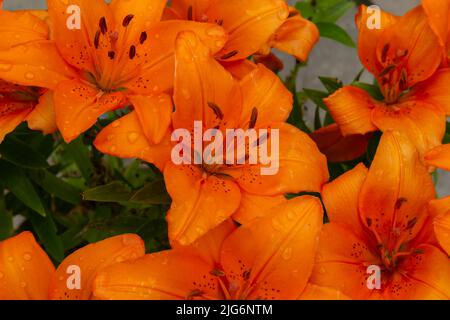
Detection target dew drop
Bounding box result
[23,253,32,261]
[0,63,12,71]
[24,72,35,80]
[127,132,139,144]
[0,272,4,279]
[112,120,121,128]
[282,247,292,260]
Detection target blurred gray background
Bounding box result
[4,0,449,195]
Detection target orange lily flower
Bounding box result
[95,32,329,246]
[425,144,450,171]
[0,231,144,300]
[310,131,450,299]
[3,0,229,144]
[0,7,73,141]
[428,196,450,257]
[324,5,450,157]
[165,0,319,63]
[93,197,347,300]
[422,0,450,65]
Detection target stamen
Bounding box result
[94,30,100,49]
[379,64,396,77]
[406,217,417,230]
[395,197,407,210]
[399,69,408,91]
[187,289,204,300]
[129,45,136,60]
[99,17,108,35]
[187,5,193,21]
[139,31,148,44]
[381,43,390,63]
[210,269,226,277]
[122,14,134,27]
[207,102,224,120]
[108,50,116,60]
[220,50,239,60]
[249,107,258,129]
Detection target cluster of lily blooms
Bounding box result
[0,0,449,300]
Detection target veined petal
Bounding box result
[164,162,241,246]
[375,6,442,88]
[130,94,172,145]
[0,10,48,49]
[49,234,145,300]
[422,0,450,47]
[120,21,228,95]
[223,123,329,195]
[26,91,57,135]
[48,0,111,73]
[221,196,323,300]
[94,111,172,171]
[310,223,381,300]
[425,144,450,170]
[222,59,257,80]
[406,68,450,115]
[208,0,289,61]
[93,250,220,300]
[173,31,241,131]
[311,124,372,163]
[359,131,436,251]
[434,211,450,256]
[355,5,398,75]
[384,244,450,299]
[0,232,55,300]
[269,11,319,61]
[54,79,127,143]
[324,86,378,136]
[372,100,446,157]
[233,193,287,225]
[238,64,292,127]
[0,41,75,89]
[322,163,368,237]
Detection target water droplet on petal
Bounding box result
[0,272,4,279]
[112,121,121,128]
[282,247,292,260]
[25,72,35,80]
[0,63,12,71]
[23,253,32,261]
[127,132,139,144]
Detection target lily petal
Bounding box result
[324,86,378,136]
[26,91,57,135]
[221,196,323,300]
[359,131,436,250]
[0,232,55,300]
[164,162,241,246]
[94,111,172,171]
[49,234,145,300]
[425,144,450,170]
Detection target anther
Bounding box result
[187,6,193,21]
[139,31,148,44]
[122,14,134,27]
[129,45,136,60]
[94,30,100,49]
[207,102,224,120]
[249,107,258,129]
[220,50,239,60]
[379,64,396,77]
[99,17,108,35]
[381,43,390,63]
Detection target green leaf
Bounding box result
[0,192,13,240]
[318,76,343,94]
[303,88,329,110]
[352,81,384,100]
[130,180,171,205]
[0,136,49,169]
[295,2,314,19]
[66,137,95,182]
[27,210,64,262]
[82,182,132,202]
[314,106,322,130]
[316,22,356,47]
[314,1,355,23]
[0,160,46,216]
[29,169,81,205]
